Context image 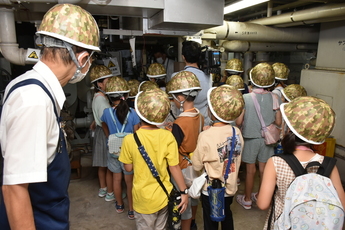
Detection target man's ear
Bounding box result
[77,51,89,66]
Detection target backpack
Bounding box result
[272,154,345,230]
[0,79,58,186]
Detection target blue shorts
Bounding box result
[107,153,133,175]
[242,138,274,164]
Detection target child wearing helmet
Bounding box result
[100,76,140,220]
[89,65,114,200]
[257,97,345,229]
[0,4,100,229]
[220,58,250,94]
[146,63,167,91]
[271,62,289,98]
[126,79,140,108]
[236,62,282,210]
[119,88,188,229]
[168,71,204,230]
[192,85,245,230]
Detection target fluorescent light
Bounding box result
[224,0,270,15]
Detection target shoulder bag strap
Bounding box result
[277,154,306,177]
[318,156,336,177]
[250,93,266,129]
[4,79,58,120]
[133,132,170,198]
[108,108,120,133]
[224,126,236,182]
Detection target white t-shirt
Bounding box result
[0,61,65,185]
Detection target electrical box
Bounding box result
[316,21,345,71]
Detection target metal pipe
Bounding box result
[250,3,345,26]
[240,0,313,21]
[243,52,253,83]
[274,15,345,28]
[267,1,272,18]
[221,40,318,52]
[203,21,319,43]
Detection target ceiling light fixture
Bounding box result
[224,0,270,15]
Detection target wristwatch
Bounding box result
[180,188,189,195]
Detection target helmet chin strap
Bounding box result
[172,90,194,112]
[64,41,94,79]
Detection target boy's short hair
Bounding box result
[182,41,201,63]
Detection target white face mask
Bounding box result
[156,57,164,64]
[69,52,92,84]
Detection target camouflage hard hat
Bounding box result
[135,88,171,125]
[165,79,173,99]
[138,81,159,92]
[281,84,307,102]
[168,71,201,94]
[225,75,245,91]
[225,58,243,73]
[207,85,244,123]
[249,62,275,88]
[281,96,335,144]
[127,79,140,98]
[147,63,166,78]
[89,65,112,83]
[36,4,100,51]
[105,76,129,94]
[272,62,290,80]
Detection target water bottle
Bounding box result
[274,141,283,155]
[167,189,181,230]
[208,179,226,222]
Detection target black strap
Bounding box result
[317,156,336,177]
[276,154,306,177]
[133,132,170,198]
[277,154,336,178]
[3,79,58,121]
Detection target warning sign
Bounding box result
[103,57,121,76]
[28,51,39,59]
[108,61,115,68]
[25,48,41,63]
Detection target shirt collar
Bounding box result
[33,61,66,110]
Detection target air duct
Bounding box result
[221,40,318,52]
[203,21,319,43]
[249,3,345,26]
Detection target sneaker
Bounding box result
[236,194,252,210]
[98,188,107,198]
[105,192,116,202]
[251,192,258,203]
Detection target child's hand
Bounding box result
[178,194,189,214]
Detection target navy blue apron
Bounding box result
[0,79,71,229]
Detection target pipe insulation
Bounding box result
[0,0,81,4]
[221,40,318,52]
[249,3,345,26]
[203,21,319,43]
[0,8,27,66]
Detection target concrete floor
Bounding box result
[69,151,268,230]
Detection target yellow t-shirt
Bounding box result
[119,128,179,214]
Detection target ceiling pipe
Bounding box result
[249,3,345,26]
[237,1,314,21]
[203,21,319,43]
[221,40,318,52]
[0,0,81,4]
[0,8,28,66]
[274,15,345,28]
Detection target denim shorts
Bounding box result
[107,153,133,175]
